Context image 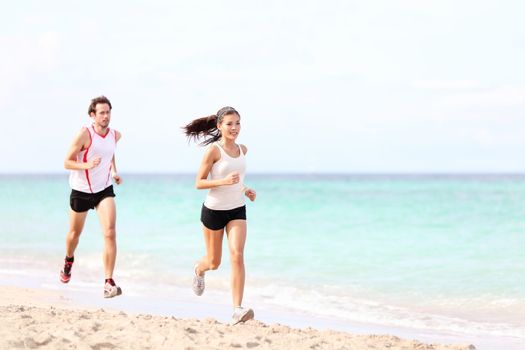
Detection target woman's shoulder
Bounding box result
[204,142,222,161]
[240,144,248,155]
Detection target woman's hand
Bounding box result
[223,171,240,185]
[245,188,256,202]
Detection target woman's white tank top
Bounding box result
[69,126,117,193]
[204,142,246,210]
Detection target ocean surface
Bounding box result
[1,174,524,346]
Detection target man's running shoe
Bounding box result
[230,307,254,325]
[192,264,205,296]
[60,258,74,283]
[104,281,122,298]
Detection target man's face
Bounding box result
[91,103,111,128]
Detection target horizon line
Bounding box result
[2,171,525,176]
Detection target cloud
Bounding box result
[411,80,483,90]
[0,31,60,107]
[443,86,525,106]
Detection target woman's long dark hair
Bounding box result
[182,106,240,146]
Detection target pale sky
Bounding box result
[1,1,524,173]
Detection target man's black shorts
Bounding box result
[70,185,115,213]
[201,204,246,230]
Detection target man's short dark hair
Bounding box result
[88,96,112,115]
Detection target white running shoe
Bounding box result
[192,264,205,296]
[230,307,254,325]
[104,282,122,298]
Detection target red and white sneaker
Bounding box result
[60,259,74,283]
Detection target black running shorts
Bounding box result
[70,185,116,213]
[201,204,246,230]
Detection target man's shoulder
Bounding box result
[113,129,122,141]
[75,127,91,139]
[70,127,91,150]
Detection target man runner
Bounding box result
[60,95,123,298]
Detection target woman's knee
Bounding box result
[207,257,221,270]
[230,251,244,265]
[103,227,116,240]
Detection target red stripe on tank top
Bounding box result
[85,127,92,149]
[83,129,94,193]
[83,148,93,194]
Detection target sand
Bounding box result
[0,286,476,350]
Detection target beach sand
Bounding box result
[0,286,476,350]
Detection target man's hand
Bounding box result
[113,173,122,185]
[86,156,101,169]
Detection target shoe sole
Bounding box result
[60,274,70,283]
[231,309,254,325]
[104,286,123,298]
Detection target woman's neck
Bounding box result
[219,139,236,148]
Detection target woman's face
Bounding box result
[218,113,241,141]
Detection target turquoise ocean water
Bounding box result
[1,174,524,344]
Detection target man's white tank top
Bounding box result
[69,126,117,194]
[204,142,246,210]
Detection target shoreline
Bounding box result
[2,261,525,350]
[0,285,479,350]
[1,270,523,350]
